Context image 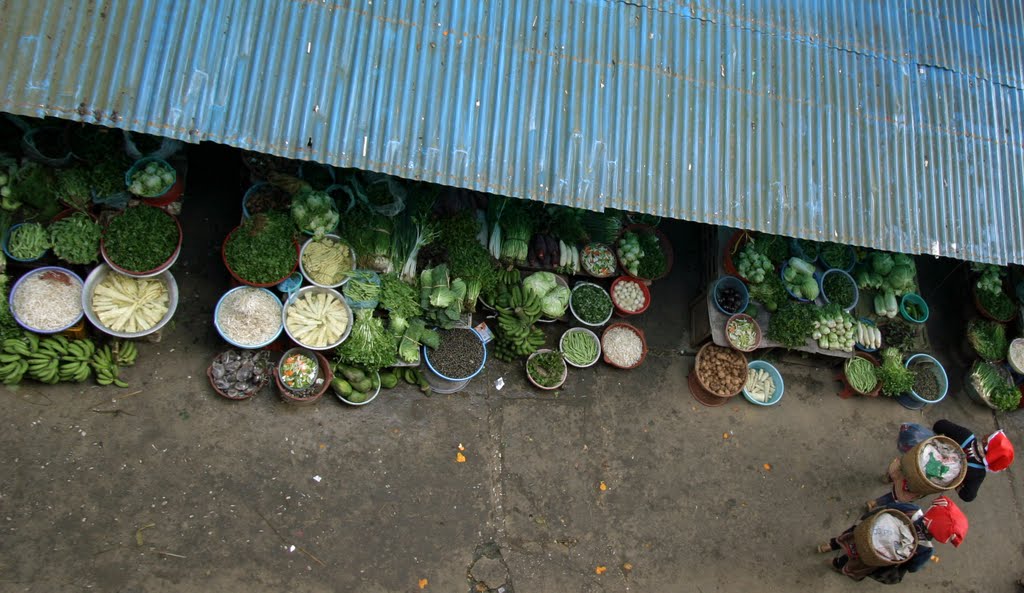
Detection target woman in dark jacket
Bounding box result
[818,496,968,584]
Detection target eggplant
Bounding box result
[533,234,546,264]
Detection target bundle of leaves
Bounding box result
[50,212,101,264]
[335,308,396,371]
[876,347,916,397]
[751,233,790,265]
[436,211,496,310]
[104,206,179,272]
[767,301,817,347]
[748,274,787,312]
[224,212,298,284]
[967,319,1009,362]
[420,264,467,329]
[977,288,1016,321]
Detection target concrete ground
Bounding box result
[1,144,1022,592]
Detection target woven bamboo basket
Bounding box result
[899,435,967,495]
[853,509,918,567]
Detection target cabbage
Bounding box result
[888,265,914,291]
[872,253,894,276]
[802,278,820,301]
[523,272,557,298]
[541,286,571,318]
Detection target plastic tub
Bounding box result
[3,223,49,262]
[281,286,353,350]
[742,360,784,406]
[299,234,355,289]
[712,275,749,315]
[902,353,948,406]
[569,282,613,327]
[83,265,179,339]
[610,276,651,316]
[526,349,568,390]
[100,206,183,278]
[125,157,182,205]
[421,327,489,391]
[819,269,859,312]
[1009,338,1024,375]
[10,267,84,334]
[899,293,929,324]
[559,327,602,368]
[779,261,819,303]
[213,286,283,349]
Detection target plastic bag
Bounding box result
[897,422,935,453]
[356,173,406,217]
[123,131,184,161]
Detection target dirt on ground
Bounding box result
[0,144,1021,593]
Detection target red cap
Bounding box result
[985,430,1014,472]
[924,496,968,547]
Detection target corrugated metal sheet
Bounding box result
[0,0,1022,264]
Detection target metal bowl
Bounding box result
[281,285,353,350]
[82,264,178,338]
[299,234,355,289]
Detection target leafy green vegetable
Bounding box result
[104,206,179,272]
[570,284,612,324]
[335,308,396,371]
[380,272,422,319]
[751,233,789,265]
[822,272,855,308]
[978,288,1016,321]
[436,211,496,308]
[820,243,853,269]
[49,212,101,264]
[527,351,566,388]
[794,239,820,262]
[420,264,466,329]
[880,319,915,352]
[967,319,1008,362]
[10,164,61,218]
[128,160,175,197]
[547,206,588,243]
[971,361,1021,411]
[224,212,298,284]
[291,189,338,238]
[876,347,916,397]
[767,302,817,347]
[748,274,786,312]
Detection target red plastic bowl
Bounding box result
[222,226,300,288]
[610,276,651,316]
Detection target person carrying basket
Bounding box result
[868,420,1014,510]
[817,496,968,584]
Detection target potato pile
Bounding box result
[696,345,747,396]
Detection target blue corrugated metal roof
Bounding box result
[1,0,1022,264]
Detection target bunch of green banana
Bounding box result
[26,335,74,384]
[481,268,522,306]
[496,268,521,286]
[114,340,138,367]
[0,333,37,384]
[91,344,129,388]
[492,284,546,361]
[58,336,95,383]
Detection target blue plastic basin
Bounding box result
[742,360,784,406]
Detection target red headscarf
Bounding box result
[923,496,968,547]
[985,430,1014,472]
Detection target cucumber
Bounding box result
[379,371,398,389]
[331,378,353,397]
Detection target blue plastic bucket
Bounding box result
[819,269,859,312]
[902,353,948,407]
[2,223,49,262]
[214,286,284,349]
[712,276,749,315]
[9,266,84,333]
[422,328,488,393]
[742,360,784,406]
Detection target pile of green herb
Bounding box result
[635,231,668,279]
[748,274,786,312]
[10,164,61,218]
[970,361,1021,411]
[527,351,567,388]
[794,239,820,262]
[55,168,93,209]
[876,347,916,397]
[224,212,298,284]
[967,319,1008,362]
[880,318,915,352]
[547,206,588,244]
[380,272,422,320]
[767,301,817,347]
[751,233,789,265]
[570,284,612,324]
[977,288,1016,321]
[335,308,396,371]
[437,211,497,309]
[336,203,393,269]
[103,206,179,272]
[49,212,101,264]
[822,272,855,308]
[820,243,853,270]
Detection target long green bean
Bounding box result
[846,357,877,393]
[562,331,598,365]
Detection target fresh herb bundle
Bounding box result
[794,239,820,262]
[437,211,497,308]
[104,206,179,272]
[876,347,916,397]
[751,233,790,265]
[822,272,855,308]
[971,361,1021,411]
[967,319,1008,362]
[380,272,422,320]
[636,231,667,279]
[767,302,817,347]
[224,212,298,284]
[748,274,786,312]
[978,289,1016,321]
[820,243,853,270]
[528,351,566,388]
[335,308,397,371]
[50,212,101,264]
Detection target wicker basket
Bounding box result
[853,509,918,567]
[694,343,748,398]
[900,435,967,495]
[274,351,333,405]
